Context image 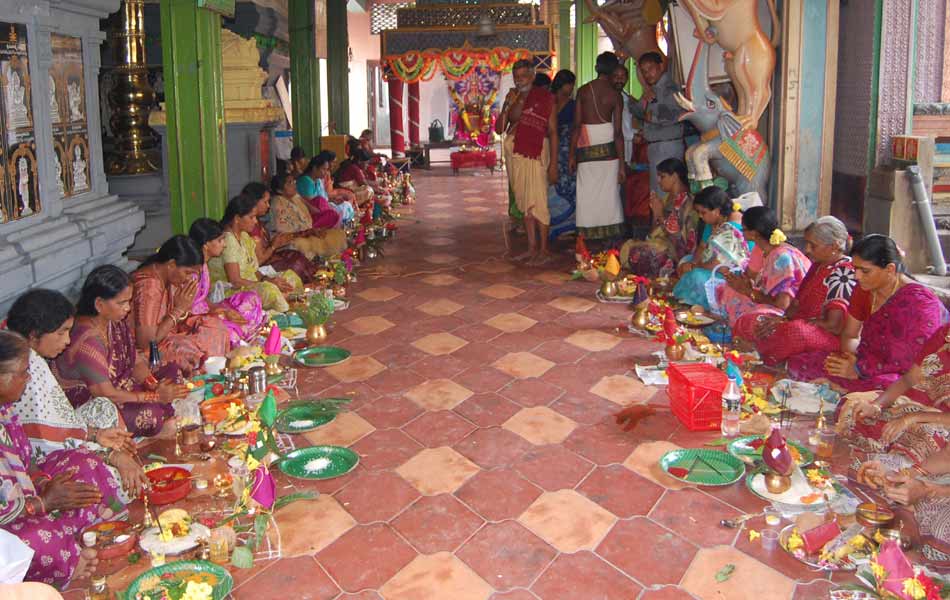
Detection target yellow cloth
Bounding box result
[504,134,550,225]
[208,231,302,312]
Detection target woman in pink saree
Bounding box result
[187,218,265,345]
[0,330,126,588]
[789,235,948,393]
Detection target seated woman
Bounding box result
[208,194,304,313]
[750,216,856,365]
[130,235,231,371]
[6,290,147,498]
[334,145,378,209]
[187,218,265,346]
[270,171,348,259]
[672,186,750,309]
[620,158,697,278]
[287,145,308,179]
[317,150,357,225]
[294,157,342,229]
[0,330,128,588]
[714,206,811,335]
[789,234,948,393]
[242,182,315,284]
[836,323,950,462]
[857,446,950,566]
[54,266,190,438]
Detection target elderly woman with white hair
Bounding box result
[746,215,857,365]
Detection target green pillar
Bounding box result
[289,0,322,155]
[625,58,642,98]
[558,0,572,72]
[160,0,228,234]
[574,0,598,86]
[327,0,350,133]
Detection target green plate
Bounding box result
[659,449,746,486]
[275,403,338,433]
[293,346,351,367]
[123,560,233,600]
[278,446,359,480]
[727,436,815,467]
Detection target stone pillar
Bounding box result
[327,0,349,134]
[574,0,598,86]
[407,81,420,146]
[388,77,406,155]
[289,0,321,155]
[158,0,228,234]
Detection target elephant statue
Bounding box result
[674,41,769,200]
[679,0,778,130]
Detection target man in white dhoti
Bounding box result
[570,52,625,242]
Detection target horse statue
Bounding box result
[674,41,769,200]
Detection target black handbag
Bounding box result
[428,119,445,143]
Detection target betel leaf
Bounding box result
[715,564,735,582]
[704,437,731,447]
[231,545,254,569]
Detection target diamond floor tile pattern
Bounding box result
[502,406,577,445]
[518,489,617,553]
[395,446,481,494]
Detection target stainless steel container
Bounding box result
[247,366,267,395]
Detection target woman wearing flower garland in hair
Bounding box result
[712,206,811,334]
[749,216,856,366]
[0,330,128,588]
[671,186,750,309]
[789,234,948,393]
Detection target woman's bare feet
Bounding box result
[69,547,99,586]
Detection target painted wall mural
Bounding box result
[50,33,90,199]
[0,23,39,222]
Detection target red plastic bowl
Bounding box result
[83,521,138,560]
[147,466,191,506]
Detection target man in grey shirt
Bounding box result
[628,52,685,194]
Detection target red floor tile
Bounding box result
[454,427,534,469]
[500,379,565,407]
[363,368,429,395]
[454,365,515,394]
[490,591,540,600]
[576,465,665,518]
[455,468,543,521]
[454,393,523,427]
[531,552,642,600]
[648,488,742,548]
[513,444,594,491]
[457,521,557,590]
[356,395,425,429]
[638,588,699,599]
[563,421,639,465]
[402,410,477,447]
[231,556,339,600]
[547,393,623,426]
[334,470,420,523]
[530,340,589,364]
[409,354,473,379]
[596,517,697,586]
[350,429,425,471]
[391,494,484,553]
[316,523,416,592]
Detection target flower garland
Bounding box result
[385,47,533,83]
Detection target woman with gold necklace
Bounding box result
[788,234,948,394]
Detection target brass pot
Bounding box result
[600,280,619,297]
[665,342,686,362]
[631,306,650,329]
[264,355,283,376]
[306,324,328,345]
[764,472,792,494]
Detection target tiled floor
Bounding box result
[73,168,846,599]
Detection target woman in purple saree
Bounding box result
[789,235,948,393]
[54,266,190,438]
[0,330,126,588]
[187,218,265,346]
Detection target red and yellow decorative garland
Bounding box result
[385,46,532,83]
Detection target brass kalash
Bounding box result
[105,0,159,174]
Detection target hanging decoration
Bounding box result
[384,46,533,83]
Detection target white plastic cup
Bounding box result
[761,528,779,551]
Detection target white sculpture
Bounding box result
[67,81,83,122]
[71,145,88,192]
[54,152,65,197]
[16,157,32,217]
[49,75,60,122]
[5,66,29,128]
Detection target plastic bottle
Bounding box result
[720,376,742,437]
[148,340,161,374]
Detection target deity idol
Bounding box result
[49,75,60,122]
[68,81,83,122]
[17,157,32,217]
[54,152,65,197]
[72,145,88,192]
[4,64,29,128]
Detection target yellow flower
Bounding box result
[733,202,742,212]
[870,561,886,581]
[748,529,760,542]
[769,228,787,245]
[903,577,927,600]
[246,455,260,471]
[182,580,214,600]
[226,403,244,421]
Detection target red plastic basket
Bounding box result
[667,362,728,431]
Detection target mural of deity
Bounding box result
[16,157,32,217]
[71,144,88,192]
[67,80,83,122]
[54,152,65,197]
[49,75,60,122]
[4,63,29,128]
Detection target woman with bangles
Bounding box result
[243,182,316,284]
[0,330,129,588]
[54,266,190,438]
